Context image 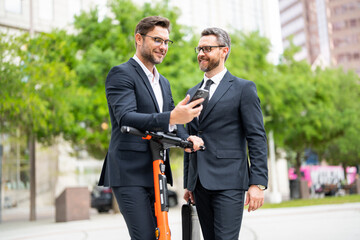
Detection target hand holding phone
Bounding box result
[189,89,209,108]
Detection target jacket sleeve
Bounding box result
[240,81,268,188]
[106,65,171,132]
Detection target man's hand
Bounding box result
[185,135,204,153]
[170,95,203,125]
[244,185,264,212]
[183,189,195,204]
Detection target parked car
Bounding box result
[91,186,113,213]
[168,189,178,208]
[90,185,178,213]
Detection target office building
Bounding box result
[0,0,107,34]
[279,0,360,75]
[134,0,284,63]
[328,0,360,75]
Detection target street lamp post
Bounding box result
[268,131,282,203]
[0,144,3,223]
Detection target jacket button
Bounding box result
[198,131,203,135]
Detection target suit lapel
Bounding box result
[129,58,161,112]
[159,76,169,112]
[200,72,233,123]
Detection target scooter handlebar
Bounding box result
[120,126,205,151]
[121,126,147,137]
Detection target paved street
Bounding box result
[1,202,360,240]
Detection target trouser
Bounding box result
[112,186,156,240]
[194,179,245,240]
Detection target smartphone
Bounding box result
[189,89,209,108]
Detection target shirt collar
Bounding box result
[203,67,227,86]
[133,54,159,83]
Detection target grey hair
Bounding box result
[201,27,231,61]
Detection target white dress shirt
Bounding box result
[201,67,228,100]
[133,55,176,132]
[133,54,163,112]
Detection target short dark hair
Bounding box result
[135,16,171,36]
[201,27,231,61]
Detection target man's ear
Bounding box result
[221,47,229,59]
[135,33,143,46]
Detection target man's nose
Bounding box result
[198,50,205,57]
[159,42,168,50]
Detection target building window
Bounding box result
[332,18,360,31]
[332,20,346,31]
[279,0,298,12]
[350,19,357,27]
[354,52,360,60]
[38,0,53,20]
[356,68,360,75]
[337,53,352,63]
[282,17,305,37]
[5,0,21,14]
[332,1,360,16]
[68,0,82,22]
[333,34,360,48]
[280,2,302,25]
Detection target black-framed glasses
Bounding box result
[195,45,225,54]
[141,34,173,46]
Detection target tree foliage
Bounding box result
[69,0,203,157]
[1,33,23,133]
[1,0,359,169]
[1,31,79,144]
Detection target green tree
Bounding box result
[320,69,360,175]
[1,30,81,220]
[273,46,336,176]
[267,42,360,177]
[0,33,23,134]
[226,31,274,125]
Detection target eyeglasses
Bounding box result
[195,45,225,54]
[141,34,173,46]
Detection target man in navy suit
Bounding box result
[183,27,268,240]
[99,16,204,240]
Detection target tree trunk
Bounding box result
[0,143,3,223]
[295,151,302,180]
[29,132,36,221]
[342,162,348,185]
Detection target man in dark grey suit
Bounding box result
[183,27,268,240]
[99,16,204,240]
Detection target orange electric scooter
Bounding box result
[121,126,204,240]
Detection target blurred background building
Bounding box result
[138,0,284,64]
[278,0,360,75]
[0,0,108,34]
[0,0,283,64]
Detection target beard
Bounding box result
[140,43,166,65]
[198,56,220,72]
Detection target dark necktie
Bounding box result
[199,79,214,120]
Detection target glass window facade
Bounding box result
[5,0,22,14]
[38,0,54,20]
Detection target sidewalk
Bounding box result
[1,203,360,240]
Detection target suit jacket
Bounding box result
[184,71,268,191]
[99,58,187,187]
